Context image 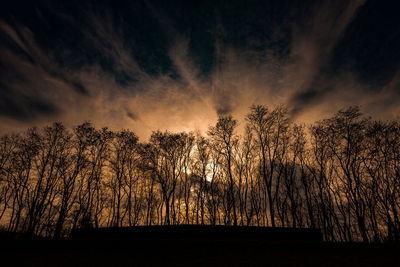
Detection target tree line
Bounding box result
[0,105,399,242]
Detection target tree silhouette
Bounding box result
[0,105,399,242]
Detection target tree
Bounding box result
[208,115,238,226]
[247,105,289,227]
[147,131,191,225]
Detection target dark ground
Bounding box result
[1,239,399,266]
[0,226,399,266]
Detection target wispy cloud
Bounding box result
[0,0,399,139]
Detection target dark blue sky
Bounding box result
[1,0,400,137]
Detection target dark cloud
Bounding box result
[0,83,59,121]
[126,111,138,121]
[216,105,232,116]
[331,0,400,86]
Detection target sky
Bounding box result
[1,0,400,139]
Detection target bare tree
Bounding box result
[208,115,239,226]
[108,129,139,227]
[72,125,113,229]
[247,105,289,227]
[146,131,190,225]
[0,135,16,222]
[0,105,399,242]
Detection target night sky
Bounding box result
[1,0,400,138]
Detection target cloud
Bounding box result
[0,0,399,140]
[286,0,366,116]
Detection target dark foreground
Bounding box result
[70,225,323,241]
[0,226,399,266]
